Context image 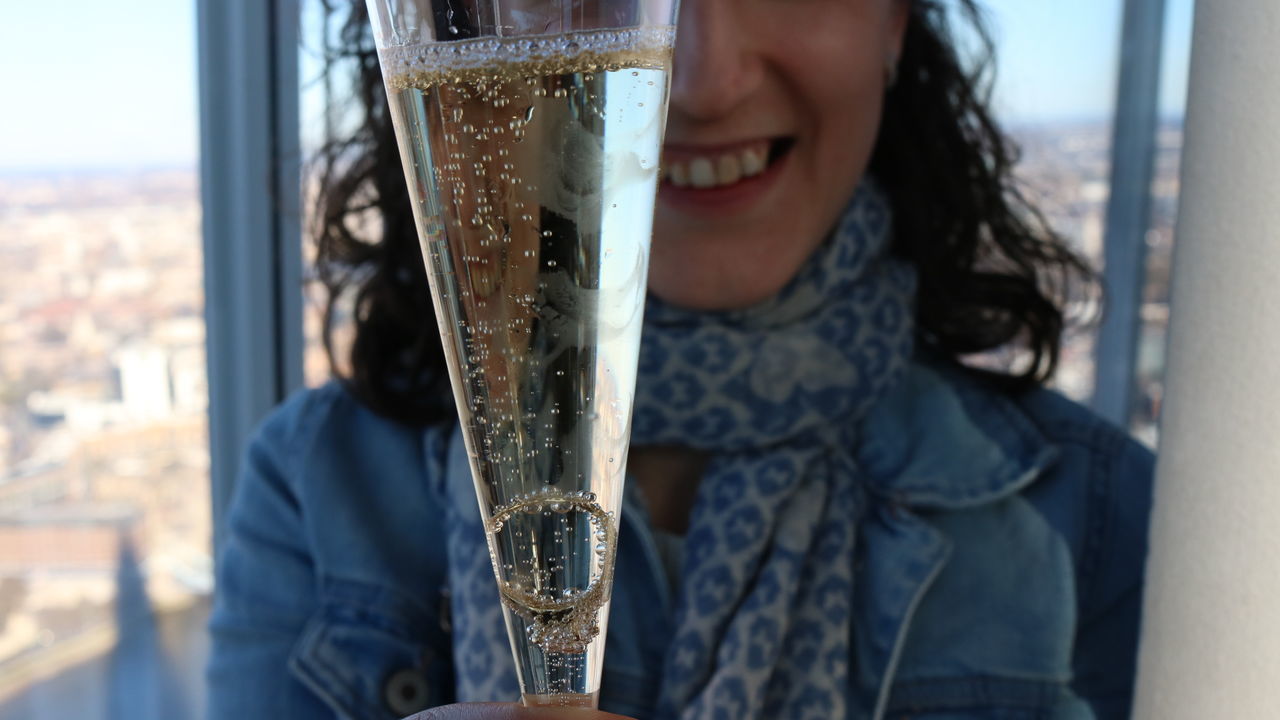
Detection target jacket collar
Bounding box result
[848,360,1062,718]
[855,360,1062,510]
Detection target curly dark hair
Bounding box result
[311,0,1098,427]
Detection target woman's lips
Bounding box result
[658,138,793,212]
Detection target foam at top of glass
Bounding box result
[381,26,674,89]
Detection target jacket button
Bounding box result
[384,667,431,716]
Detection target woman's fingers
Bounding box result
[405,702,636,720]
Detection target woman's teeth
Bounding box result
[663,144,769,189]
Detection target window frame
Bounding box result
[1093,0,1170,427]
[197,0,304,547]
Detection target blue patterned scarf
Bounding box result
[444,181,917,718]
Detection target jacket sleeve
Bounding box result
[1070,431,1156,720]
[206,390,336,720]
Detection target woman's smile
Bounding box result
[657,138,793,213]
[646,0,910,311]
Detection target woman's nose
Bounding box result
[669,0,764,121]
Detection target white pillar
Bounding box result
[1132,2,1280,718]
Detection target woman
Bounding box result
[208,0,1154,718]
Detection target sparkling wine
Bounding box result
[381,27,673,702]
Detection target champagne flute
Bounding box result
[364,0,678,708]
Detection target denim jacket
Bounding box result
[207,362,1154,720]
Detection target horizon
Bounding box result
[0,114,1188,180]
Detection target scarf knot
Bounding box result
[633,181,915,452]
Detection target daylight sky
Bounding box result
[0,0,1194,172]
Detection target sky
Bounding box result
[0,0,1195,173]
[983,0,1195,123]
[0,0,198,172]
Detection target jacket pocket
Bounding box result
[884,675,1094,720]
[289,577,450,720]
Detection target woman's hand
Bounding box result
[404,703,635,720]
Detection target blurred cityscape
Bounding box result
[0,117,1181,716]
[1012,118,1183,446]
[0,170,211,718]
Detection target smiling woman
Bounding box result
[649,0,909,310]
[209,1,1155,719]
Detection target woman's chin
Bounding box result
[646,219,824,311]
[646,262,799,311]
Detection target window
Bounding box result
[296,1,1195,450]
[985,0,1194,447]
[0,2,210,717]
[300,0,357,389]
